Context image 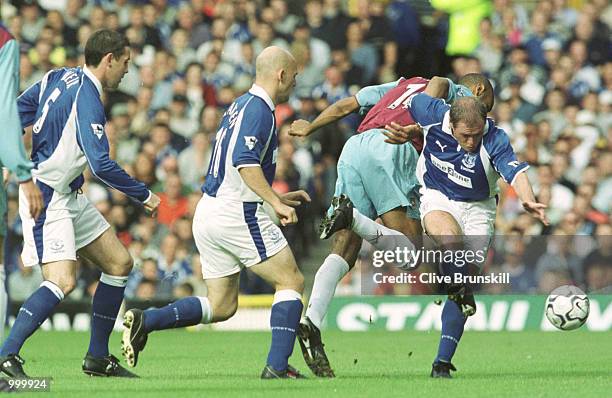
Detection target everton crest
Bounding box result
[461,153,477,169]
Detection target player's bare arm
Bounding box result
[289,96,360,137]
[423,76,450,98]
[239,167,297,226]
[383,76,451,145]
[281,190,311,207]
[511,172,550,226]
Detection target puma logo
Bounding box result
[436,140,447,152]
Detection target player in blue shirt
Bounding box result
[407,93,548,378]
[121,47,311,379]
[0,30,160,379]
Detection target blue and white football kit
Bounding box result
[408,93,529,251]
[193,84,287,279]
[17,66,151,267]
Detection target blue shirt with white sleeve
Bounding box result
[408,93,529,202]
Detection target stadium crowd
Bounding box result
[1,0,610,301]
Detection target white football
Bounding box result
[545,285,590,331]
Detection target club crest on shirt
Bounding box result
[244,136,257,150]
[462,153,477,169]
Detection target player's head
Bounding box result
[458,73,494,112]
[449,97,488,153]
[255,46,297,104]
[84,29,130,89]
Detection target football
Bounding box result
[545,285,590,331]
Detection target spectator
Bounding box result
[293,22,331,71]
[184,254,208,297]
[431,0,491,56]
[271,0,300,37]
[312,65,350,106]
[169,94,199,139]
[157,234,191,297]
[252,21,289,56]
[157,174,189,226]
[7,261,43,302]
[178,132,212,190]
[345,22,378,84]
[135,279,157,300]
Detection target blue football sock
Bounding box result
[266,290,303,372]
[435,299,467,363]
[88,275,127,358]
[1,282,63,356]
[143,297,205,333]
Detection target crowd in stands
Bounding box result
[1,0,610,300]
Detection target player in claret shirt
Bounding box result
[288,74,494,377]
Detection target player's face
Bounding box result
[451,122,485,153]
[277,64,297,103]
[107,47,130,89]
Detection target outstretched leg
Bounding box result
[122,274,235,367]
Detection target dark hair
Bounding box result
[449,97,487,128]
[84,29,129,67]
[458,73,492,92]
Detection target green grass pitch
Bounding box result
[9,330,610,397]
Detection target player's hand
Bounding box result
[281,190,311,207]
[383,122,422,145]
[273,202,298,226]
[20,179,43,220]
[522,201,550,226]
[143,192,161,218]
[288,119,312,137]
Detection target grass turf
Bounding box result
[9,329,610,397]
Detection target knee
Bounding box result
[438,234,463,250]
[49,276,77,296]
[107,253,134,276]
[293,271,305,294]
[276,268,304,294]
[210,298,238,322]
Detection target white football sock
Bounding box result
[351,209,416,269]
[197,296,213,324]
[0,266,6,342]
[305,254,350,329]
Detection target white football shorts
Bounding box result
[192,194,288,279]
[419,187,496,267]
[20,181,110,267]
